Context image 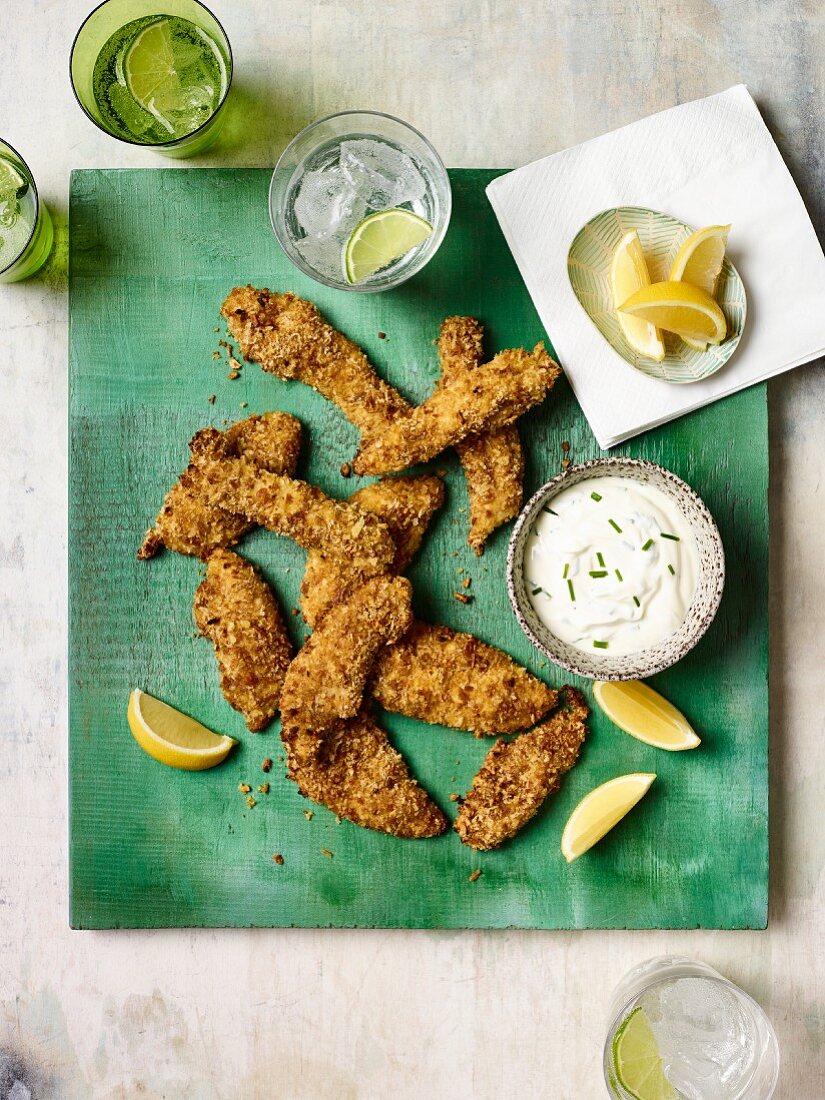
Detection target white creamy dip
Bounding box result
[524,475,699,656]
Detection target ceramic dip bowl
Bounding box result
[506,457,725,681]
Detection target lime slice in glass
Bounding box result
[345,208,432,284]
[0,157,27,198]
[124,19,185,133]
[613,1006,677,1100]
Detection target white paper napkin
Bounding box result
[486,85,825,449]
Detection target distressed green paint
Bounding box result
[69,169,768,929]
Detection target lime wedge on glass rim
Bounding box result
[612,1006,677,1100]
[0,157,27,198]
[345,208,433,284]
[124,19,185,133]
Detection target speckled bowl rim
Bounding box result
[506,458,725,681]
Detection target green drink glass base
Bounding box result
[0,202,53,284]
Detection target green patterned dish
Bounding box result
[567,206,747,384]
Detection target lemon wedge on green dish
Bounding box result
[610,230,665,362]
[619,281,727,346]
[561,773,655,862]
[612,1006,677,1100]
[669,224,731,350]
[594,680,700,751]
[345,208,432,284]
[128,689,237,770]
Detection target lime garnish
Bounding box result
[124,18,186,133]
[345,208,432,284]
[612,1006,677,1100]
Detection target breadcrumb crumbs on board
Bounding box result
[272,853,284,865]
[239,783,251,793]
[246,796,257,809]
[262,758,272,772]
[258,783,270,794]
[320,848,333,858]
[468,869,482,882]
[304,811,314,821]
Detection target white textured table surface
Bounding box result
[1,2,823,1097]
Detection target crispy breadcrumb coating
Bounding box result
[454,689,588,850]
[221,286,412,438]
[353,344,560,475]
[371,621,558,734]
[300,474,445,626]
[185,429,395,572]
[283,708,447,838]
[439,316,525,552]
[280,575,413,744]
[194,549,293,731]
[138,412,302,559]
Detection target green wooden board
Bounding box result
[69,168,768,929]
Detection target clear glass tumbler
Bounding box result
[0,139,53,284]
[269,109,452,293]
[70,0,232,158]
[604,957,780,1099]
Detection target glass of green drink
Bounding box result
[0,140,53,284]
[70,0,232,158]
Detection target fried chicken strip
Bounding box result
[186,429,395,572]
[221,286,412,438]
[280,575,413,747]
[353,344,561,476]
[371,621,558,734]
[194,549,293,731]
[283,709,447,838]
[454,688,588,850]
[439,317,525,553]
[138,412,302,559]
[300,474,445,627]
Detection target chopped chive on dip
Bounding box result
[563,563,570,579]
[608,518,622,533]
[590,491,602,502]
[641,538,654,551]
[531,585,544,595]
[660,532,680,541]
[596,552,605,568]
[543,505,558,516]
[589,570,608,578]
[567,579,576,602]
[633,595,641,607]
[667,564,676,575]
[593,640,609,649]
[615,568,623,582]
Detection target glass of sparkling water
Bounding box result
[70,0,232,158]
[605,957,780,1099]
[0,140,53,284]
[269,110,452,292]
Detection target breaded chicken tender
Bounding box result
[454,689,588,850]
[371,621,558,734]
[186,429,395,572]
[300,474,445,626]
[194,549,293,731]
[138,412,302,559]
[439,317,525,552]
[280,575,413,745]
[283,709,447,838]
[353,344,561,476]
[221,286,412,439]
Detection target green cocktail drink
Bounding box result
[71,0,232,157]
[0,140,53,284]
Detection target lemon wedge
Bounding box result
[669,225,730,350]
[128,689,237,770]
[610,231,665,362]
[594,680,700,751]
[561,773,655,862]
[613,1006,677,1100]
[619,281,727,346]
